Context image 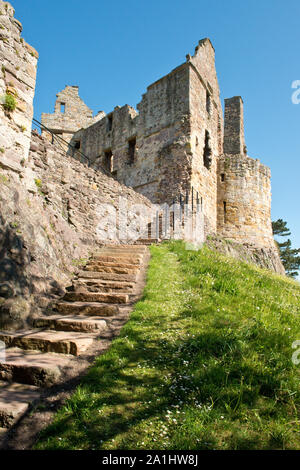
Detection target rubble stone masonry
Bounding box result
[0,1,38,173]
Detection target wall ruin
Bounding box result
[0,1,38,173]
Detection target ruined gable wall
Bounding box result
[41,86,100,143]
[0,1,38,173]
[187,39,224,235]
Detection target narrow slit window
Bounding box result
[221,173,225,182]
[104,150,113,173]
[107,115,113,132]
[206,90,211,116]
[60,103,65,114]
[203,130,212,170]
[128,137,136,165]
[223,201,227,223]
[74,140,81,149]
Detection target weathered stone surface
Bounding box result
[0,329,95,356]
[77,271,138,282]
[0,381,39,428]
[33,315,107,333]
[63,292,129,304]
[55,302,119,317]
[0,1,38,169]
[0,347,69,386]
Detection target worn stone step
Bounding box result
[88,261,140,269]
[56,302,119,316]
[84,264,139,274]
[0,330,95,356]
[0,381,40,428]
[91,255,143,265]
[97,249,147,256]
[74,279,135,293]
[33,315,107,333]
[63,292,129,304]
[135,238,161,245]
[97,245,147,251]
[0,348,71,386]
[77,271,137,282]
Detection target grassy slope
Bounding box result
[35,242,300,450]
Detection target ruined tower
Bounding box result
[217,97,274,248]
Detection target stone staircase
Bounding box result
[0,244,149,431]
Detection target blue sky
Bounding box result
[11,0,300,248]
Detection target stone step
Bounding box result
[63,292,129,304]
[77,271,137,282]
[73,279,135,293]
[0,329,95,356]
[0,348,71,386]
[97,245,147,251]
[91,255,143,265]
[135,238,161,245]
[33,315,107,333]
[0,381,40,428]
[93,250,147,260]
[84,264,139,274]
[56,302,119,316]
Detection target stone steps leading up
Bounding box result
[33,315,107,333]
[0,330,95,356]
[0,348,71,387]
[0,381,40,428]
[0,244,149,434]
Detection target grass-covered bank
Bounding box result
[35,242,300,450]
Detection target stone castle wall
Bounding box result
[71,62,192,205]
[0,0,38,173]
[217,154,275,248]
[188,39,223,235]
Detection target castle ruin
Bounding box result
[42,39,275,250]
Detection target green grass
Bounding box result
[35,241,300,450]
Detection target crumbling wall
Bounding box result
[41,85,104,143]
[223,97,246,155]
[0,1,38,173]
[72,63,192,205]
[187,38,224,236]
